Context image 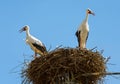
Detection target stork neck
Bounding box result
[26,29,30,36]
[85,13,89,22]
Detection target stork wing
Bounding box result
[32,42,47,53]
[85,32,89,43]
[75,30,81,47]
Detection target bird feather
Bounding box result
[75,30,81,47]
[32,42,47,53]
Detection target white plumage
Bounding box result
[20,25,47,57]
[75,8,95,49]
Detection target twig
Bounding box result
[54,45,62,50]
[81,72,120,77]
[104,57,111,64]
[89,46,97,51]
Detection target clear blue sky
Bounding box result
[0,0,120,84]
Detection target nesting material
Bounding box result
[22,48,106,84]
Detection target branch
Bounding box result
[81,72,120,77]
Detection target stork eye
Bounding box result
[23,26,28,30]
[23,27,26,31]
[87,10,90,13]
[88,10,92,14]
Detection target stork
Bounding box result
[75,8,95,49]
[19,25,47,57]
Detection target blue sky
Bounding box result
[0,0,120,84]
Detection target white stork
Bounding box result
[19,25,47,57]
[75,8,95,49]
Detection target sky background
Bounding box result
[0,0,120,84]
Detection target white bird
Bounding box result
[20,25,47,57]
[75,8,95,49]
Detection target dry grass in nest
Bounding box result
[22,47,106,84]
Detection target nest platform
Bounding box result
[22,48,106,84]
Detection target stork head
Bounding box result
[86,8,95,16]
[19,25,29,33]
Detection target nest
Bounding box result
[22,48,106,84]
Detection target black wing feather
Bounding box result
[85,32,89,43]
[75,30,81,47]
[32,43,47,53]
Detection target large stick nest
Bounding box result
[22,48,106,84]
